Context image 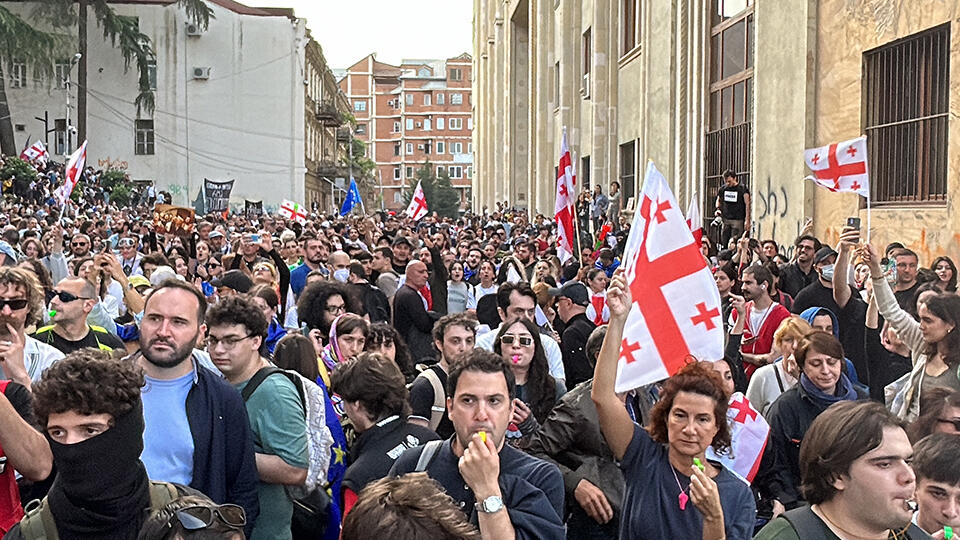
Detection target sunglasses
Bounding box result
[936,418,960,431]
[71,242,88,247]
[171,504,246,531]
[52,290,92,303]
[500,334,534,347]
[117,239,136,248]
[0,298,28,311]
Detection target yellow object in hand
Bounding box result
[478,431,487,443]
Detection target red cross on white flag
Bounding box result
[615,162,724,392]
[279,200,308,224]
[404,180,429,221]
[804,135,869,198]
[685,192,703,246]
[53,140,87,207]
[706,392,770,483]
[555,129,577,263]
[20,140,49,163]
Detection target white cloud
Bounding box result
[250,0,474,69]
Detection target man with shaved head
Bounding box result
[32,277,124,354]
[393,260,438,361]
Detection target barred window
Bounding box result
[863,23,949,204]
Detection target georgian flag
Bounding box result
[404,180,429,221]
[706,392,770,484]
[615,162,724,392]
[555,129,577,263]
[279,200,308,224]
[53,141,87,206]
[686,193,703,246]
[20,140,49,162]
[804,135,870,198]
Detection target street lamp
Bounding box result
[64,53,82,155]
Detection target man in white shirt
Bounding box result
[0,267,64,389]
[475,281,566,387]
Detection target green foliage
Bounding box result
[109,183,133,206]
[0,157,37,196]
[405,161,461,218]
[99,168,126,189]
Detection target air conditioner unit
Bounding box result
[185,23,203,36]
[418,144,424,150]
[581,72,591,98]
[416,122,422,127]
[193,67,211,80]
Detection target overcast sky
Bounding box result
[250,0,475,69]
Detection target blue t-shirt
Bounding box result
[141,370,196,485]
[619,424,756,540]
[290,263,310,297]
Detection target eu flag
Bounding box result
[339,178,362,216]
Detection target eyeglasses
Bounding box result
[207,262,221,269]
[170,504,246,531]
[325,304,346,315]
[206,334,254,349]
[0,298,28,311]
[52,290,92,303]
[500,334,534,347]
[936,418,960,431]
[117,239,136,248]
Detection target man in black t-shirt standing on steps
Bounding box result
[715,169,751,249]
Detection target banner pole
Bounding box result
[866,194,871,245]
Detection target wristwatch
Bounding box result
[476,495,504,513]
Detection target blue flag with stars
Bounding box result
[339,178,362,216]
[315,376,346,539]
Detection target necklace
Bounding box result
[670,464,690,510]
[812,504,898,540]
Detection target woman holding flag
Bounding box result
[592,272,756,539]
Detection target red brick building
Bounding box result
[339,53,473,212]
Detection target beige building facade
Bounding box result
[475,0,960,262]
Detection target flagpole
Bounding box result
[566,127,584,257]
[866,193,871,244]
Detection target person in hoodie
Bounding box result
[791,245,868,387]
[798,306,864,389]
[754,331,866,516]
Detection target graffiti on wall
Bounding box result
[97,157,128,170]
[753,175,802,259]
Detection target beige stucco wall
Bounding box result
[810,1,960,263]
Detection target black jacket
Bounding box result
[390,439,565,540]
[342,416,439,499]
[559,313,596,390]
[779,262,816,299]
[756,383,866,508]
[393,284,438,361]
[526,381,625,519]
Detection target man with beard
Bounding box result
[464,248,483,286]
[733,265,791,380]
[391,236,414,275]
[290,232,328,297]
[65,233,91,264]
[754,401,925,539]
[135,280,259,536]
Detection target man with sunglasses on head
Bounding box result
[118,234,144,277]
[32,277,124,355]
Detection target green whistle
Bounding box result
[693,457,705,471]
[48,310,57,318]
[945,526,953,540]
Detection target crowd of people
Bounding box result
[0,152,957,540]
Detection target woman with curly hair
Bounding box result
[493,317,564,446]
[297,281,362,345]
[365,322,416,382]
[592,272,755,540]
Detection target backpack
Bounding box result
[241,367,335,539]
[240,367,333,494]
[17,481,180,540]
[409,366,446,432]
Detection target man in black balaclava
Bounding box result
[5,349,173,540]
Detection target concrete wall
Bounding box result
[810,1,960,263]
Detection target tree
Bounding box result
[0,0,213,154]
[0,157,38,198]
[405,161,460,219]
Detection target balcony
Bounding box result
[336,126,352,142]
[315,100,343,126]
[316,159,340,177]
